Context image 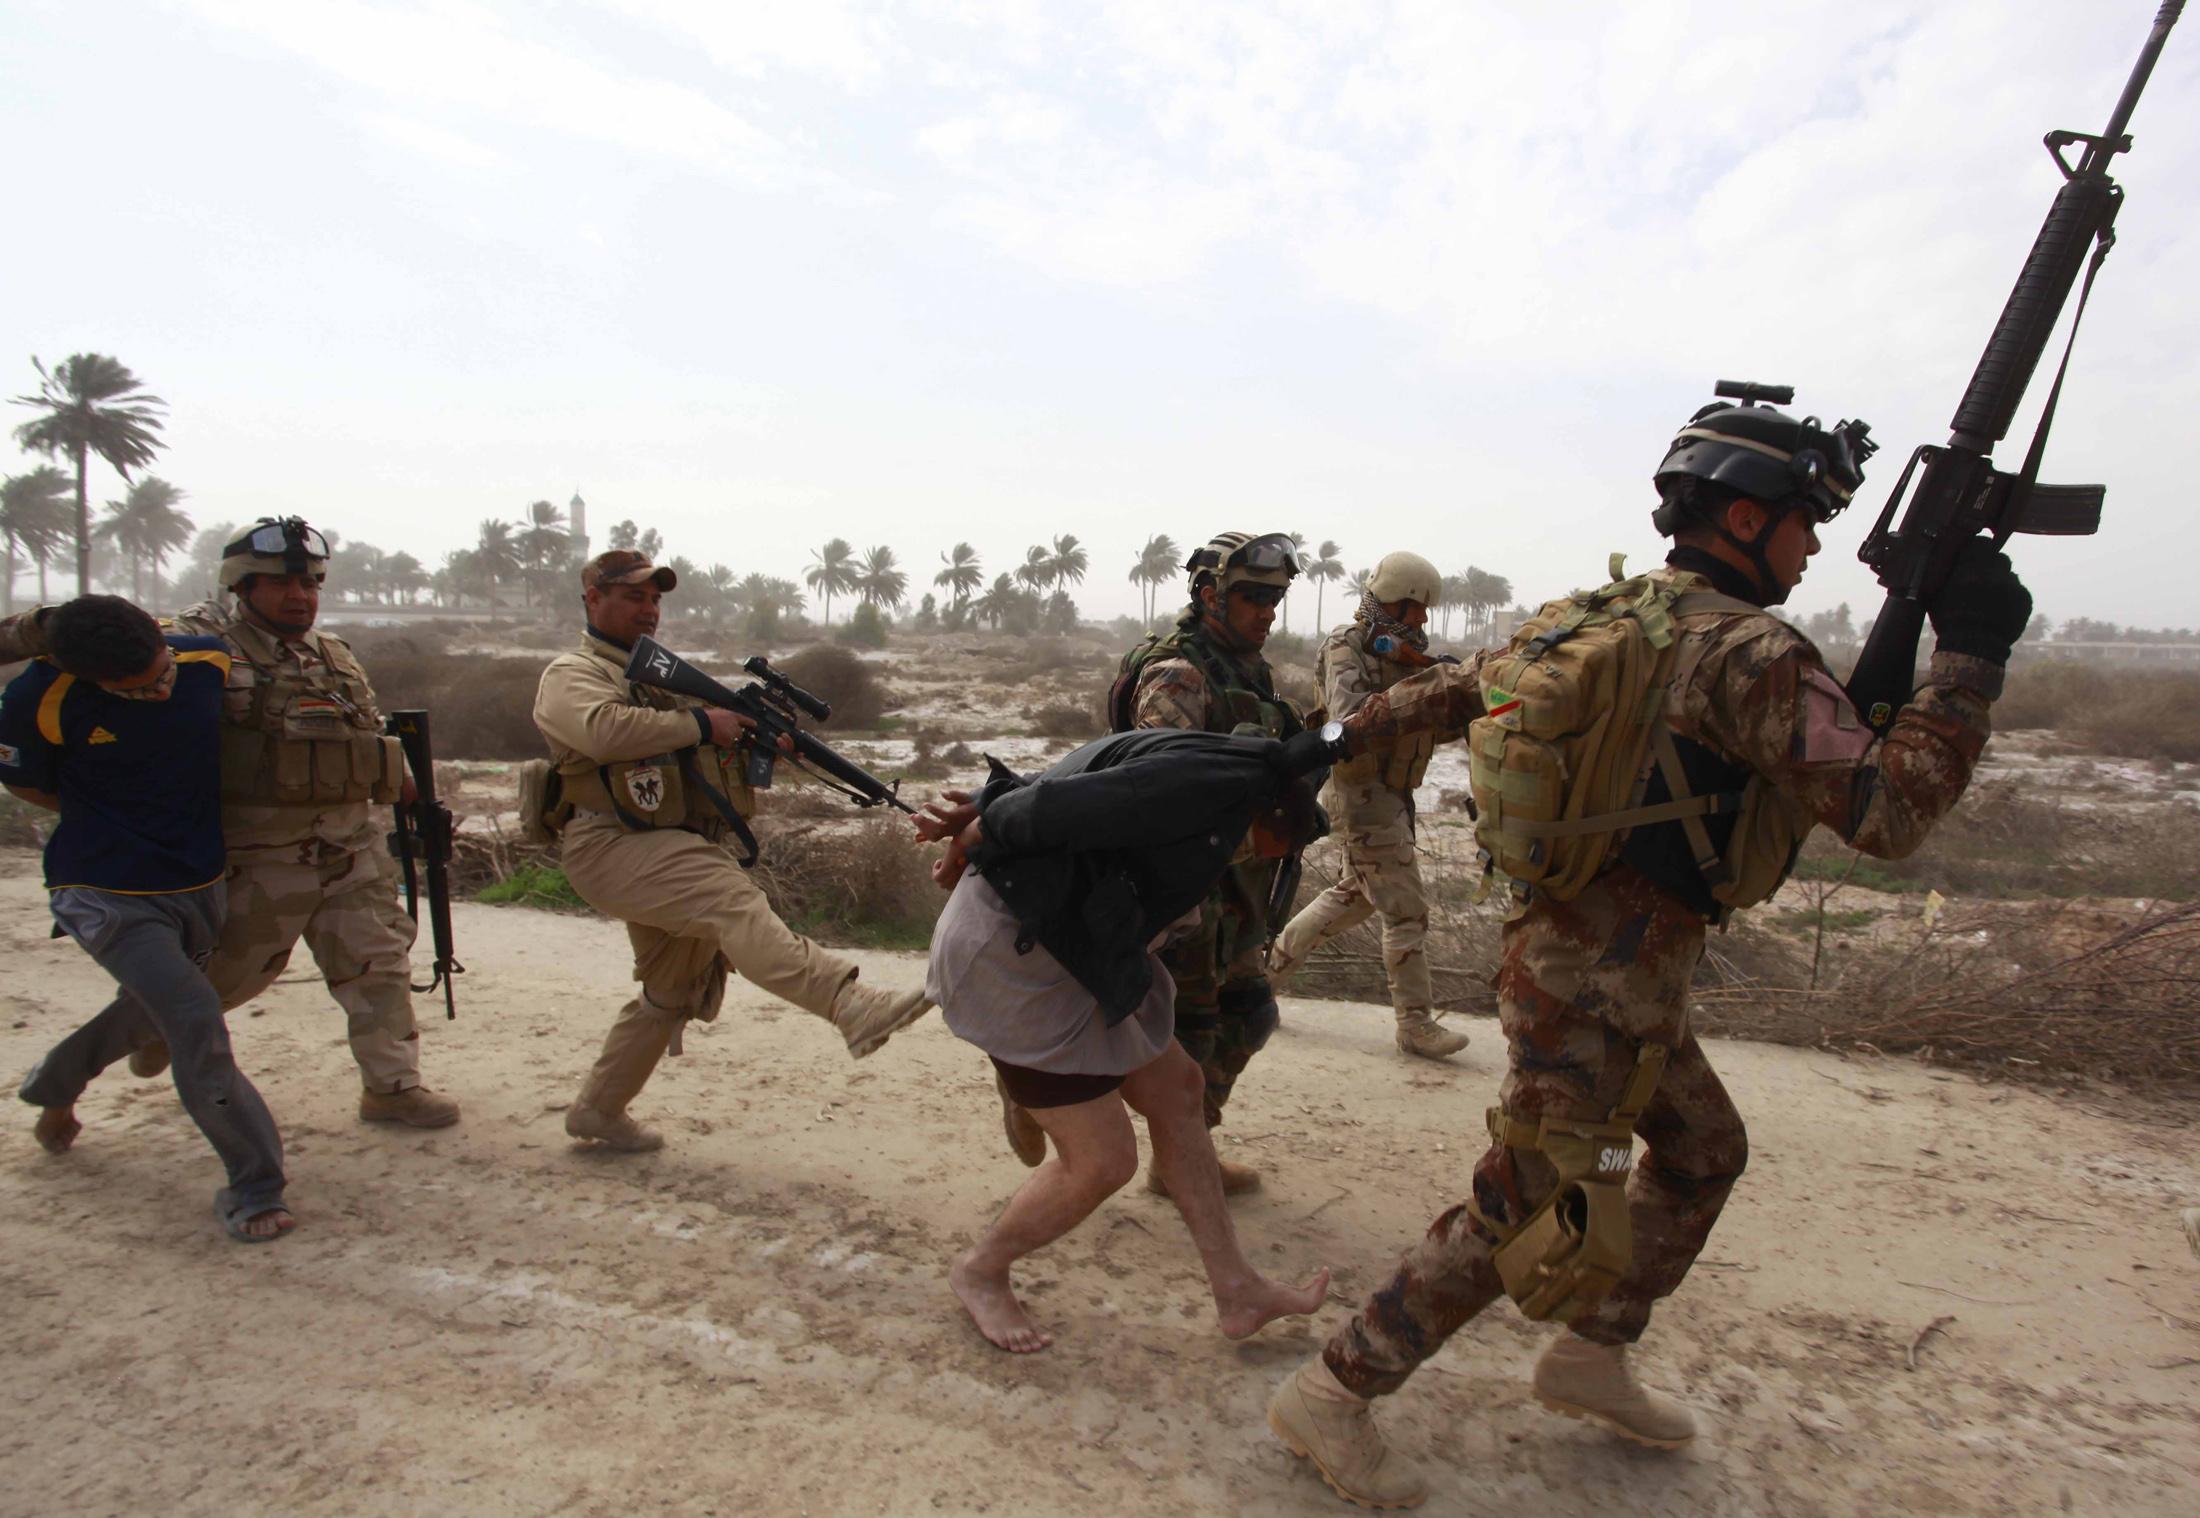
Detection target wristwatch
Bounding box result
[1319,718,1349,759]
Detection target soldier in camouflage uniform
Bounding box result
[0,519,461,1128]
[1123,531,1306,1196]
[1269,551,1470,1061]
[1268,391,2032,1508]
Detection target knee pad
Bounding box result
[1217,979,1279,1053]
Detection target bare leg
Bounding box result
[34,1106,81,1155]
[1120,1043,1330,1338]
[951,1090,1140,1353]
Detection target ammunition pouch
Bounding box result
[557,743,761,862]
[217,632,403,807]
[516,759,569,845]
[1475,1042,1668,1323]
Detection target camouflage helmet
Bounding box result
[1367,551,1442,608]
[1651,387,1876,536]
[220,517,330,591]
[1186,531,1303,596]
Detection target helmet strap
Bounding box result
[1708,499,1803,608]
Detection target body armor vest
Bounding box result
[1114,623,1301,740]
[216,622,403,807]
[1326,625,1435,791]
[554,677,755,835]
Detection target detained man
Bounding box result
[4,596,290,1242]
[915,726,1344,1352]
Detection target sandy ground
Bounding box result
[3,853,2198,1518]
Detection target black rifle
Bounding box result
[385,709,464,1020]
[1847,2,2180,731]
[622,636,914,861]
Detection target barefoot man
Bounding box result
[917,726,1344,1351]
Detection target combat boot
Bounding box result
[1267,1357,1427,1510]
[128,1038,170,1079]
[996,1069,1046,1168]
[1532,1334,1696,1448]
[1146,1156,1262,1198]
[565,1103,665,1152]
[830,977,932,1059]
[1394,1017,1468,1061]
[359,1085,462,1129]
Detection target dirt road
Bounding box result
[3,856,2196,1516]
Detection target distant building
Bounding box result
[569,490,589,561]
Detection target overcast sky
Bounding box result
[5,0,2195,630]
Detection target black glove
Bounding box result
[1273,728,1339,778]
[1927,541,2031,665]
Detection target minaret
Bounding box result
[569,490,589,560]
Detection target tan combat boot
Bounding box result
[1146,1156,1262,1197]
[565,1102,665,1152]
[359,1085,462,1129]
[1267,1357,1428,1510]
[1532,1334,1696,1448]
[1394,1017,1468,1061]
[995,1068,1046,1167]
[831,977,932,1059]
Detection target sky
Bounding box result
[4,0,2196,631]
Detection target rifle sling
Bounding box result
[1998,216,2116,550]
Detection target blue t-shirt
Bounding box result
[0,634,230,892]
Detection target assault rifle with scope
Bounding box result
[1845,1,2179,731]
[622,636,913,860]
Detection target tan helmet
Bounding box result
[219,517,331,592]
[1367,551,1442,609]
[1185,531,1303,596]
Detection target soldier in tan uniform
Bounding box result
[0,519,462,1127]
[534,550,930,1153]
[1269,551,1470,1061]
[1267,391,2031,1508]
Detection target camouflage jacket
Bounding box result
[1317,617,1445,796]
[1342,566,1999,868]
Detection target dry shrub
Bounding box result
[1996,659,2200,763]
[1027,701,1102,739]
[992,638,1116,684]
[1693,900,2200,1091]
[750,814,942,949]
[362,651,546,760]
[774,644,888,729]
[334,619,478,662]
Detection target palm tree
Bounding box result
[806,537,857,625]
[854,544,909,611]
[11,354,167,593]
[97,476,193,603]
[1046,534,1088,589]
[1129,533,1178,624]
[517,498,569,607]
[608,519,639,551]
[179,521,237,606]
[385,550,427,605]
[1307,539,1345,629]
[1013,544,1054,595]
[344,543,388,606]
[934,542,983,609]
[1280,532,1309,632]
[971,573,1017,630]
[706,563,737,616]
[473,519,521,606]
[1,466,72,613]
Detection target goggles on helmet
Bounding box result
[225,518,330,562]
[1229,533,1305,575]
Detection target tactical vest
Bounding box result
[1326,625,1435,791]
[217,627,403,807]
[554,672,755,836]
[1111,624,1301,740]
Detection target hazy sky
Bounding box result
[5,0,2196,629]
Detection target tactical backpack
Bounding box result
[1467,555,1788,911]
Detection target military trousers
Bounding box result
[1323,865,1749,1398]
[559,814,859,1116]
[1268,782,1433,1025]
[1162,886,1277,1130]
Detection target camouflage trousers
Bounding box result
[1163,878,1277,1130]
[1324,864,1749,1398]
[1268,782,1432,1025]
[559,815,859,1116]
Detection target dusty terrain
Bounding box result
[3,854,2197,1517]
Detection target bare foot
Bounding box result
[1216,1266,1332,1341]
[950,1251,1054,1353]
[33,1106,81,1155]
[238,1207,295,1241]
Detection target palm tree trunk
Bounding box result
[3,534,15,615]
[73,446,90,594]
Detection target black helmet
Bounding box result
[1652,385,1875,536]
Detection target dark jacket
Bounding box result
[968,729,1328,1024]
